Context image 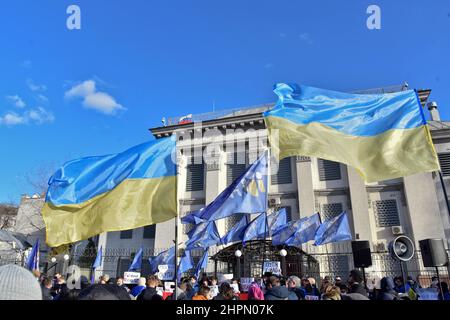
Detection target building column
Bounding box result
[403,173,446,245]
[347,167,373,242]
[205,146,226,273]
[295,156,315,218]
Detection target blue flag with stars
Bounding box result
[178,250,194,280]
[91,245,103,283]
[198,151,268,221]
[268,208,288,236]
[128,247,143,271]
[314,211,352,245]
[195,250,209,279]
[285,213,321,246]
[242,212,267,244]
[221,214,249,245]
[25,239,40,271]
[149,247,175,274]
[185,221,221,250]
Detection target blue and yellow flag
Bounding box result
[264,83,440,182]
[43,137,177,247]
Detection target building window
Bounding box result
[225,214,244,233]
[321,203,343,221]
[186,163,204,191]
[438,153,450,176]
[226,151,248,186]
[271,157,292,185]
[120,229,133,239]
[183,223,195,235]
[143,225,156,239]
[318,159,341,181]
[374,199,400,227]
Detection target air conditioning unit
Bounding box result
[391,226,403,235]
[269,197,281,207]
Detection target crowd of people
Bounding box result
[0,263,449,301]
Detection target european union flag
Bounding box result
[128,247,143,271]
[178,250,194,280]
[285,213,321,246]
[185,221,221,250]
[221,215,249,245]
[314,211,352,245]
[25,239,40,271]
[91,246,103,283]
[149,247,175,274]
[198,151,268,221]
[195,250,209,279]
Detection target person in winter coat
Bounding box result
[378,277,398,301]
[287,276,305,300]
[264,276,298,300]
[78,284,131,300]
[130,277,146,299]
[303,278,320,299]
[137,275,162,301]
[248,282,265,300]
[192,286,211,300]
[41,277,53,300]
[322,285,341,300]
[348,269,367,296]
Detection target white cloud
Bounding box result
[64,80,96,98]
[0,107,54,127]
[6,95,26,108]
[299,33,313,44]
[36,94,49,103]
[21,60,32,68]
[0,113,26,126]
[65,79,125,115]
[26,78,47,92]
[25,107,55,124]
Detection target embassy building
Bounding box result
[92,84,450,284]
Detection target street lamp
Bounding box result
[235,250,242,279]
[279,249,287,276]
[63,254,70,261]
[51,257,57,263]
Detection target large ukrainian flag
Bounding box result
[264,83,440,182]
[43,137,177,247]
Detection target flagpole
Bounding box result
[261,211,268,277]
[317,212,333,281]
[261,149,270,277]
[174,211,179,300]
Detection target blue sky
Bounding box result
[0,0,449,203]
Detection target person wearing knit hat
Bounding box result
[0,265,42,300]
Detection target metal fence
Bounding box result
[2,246,449,289]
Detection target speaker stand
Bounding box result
[436,267,445,300]
[361,267,367,290]
[399,261,407,295]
